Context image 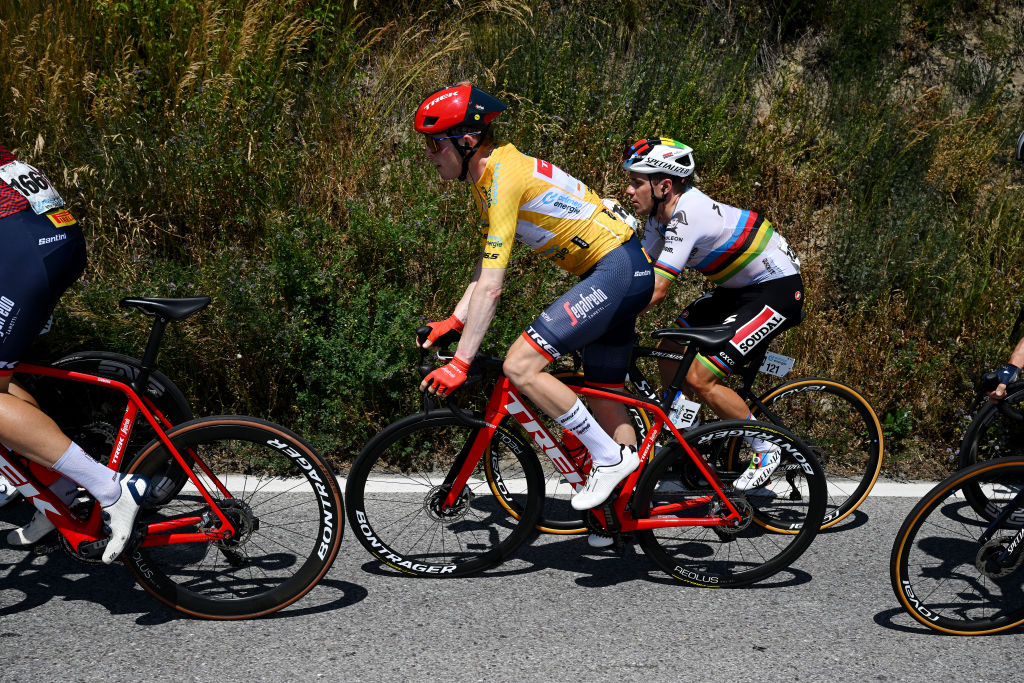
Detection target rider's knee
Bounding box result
[502,351,532,385]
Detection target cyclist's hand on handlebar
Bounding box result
[420,356,470,396]
[419,314,464,349]
[986,364,1020,401]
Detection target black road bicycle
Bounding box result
[955,308,1024,517]
[890,455,1024,635]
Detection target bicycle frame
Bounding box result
[438,375,745,532]
[0,362,236,554]
[626,344,789,426]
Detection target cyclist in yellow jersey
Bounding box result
[414,83,654,513]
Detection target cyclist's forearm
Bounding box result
[454,268,504,362]
[450,260,484,321]
[1008,336,1024,369]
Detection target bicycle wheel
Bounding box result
[957,385,1024,519]
[753,378,883,528]
[17,351,194,463]
[632,420,826,587]
[346,410,543,577]
[123,416,344,619]
[890,457,1024,635]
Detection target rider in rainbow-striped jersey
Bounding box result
[621,137,805,490]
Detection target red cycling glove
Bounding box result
[422,314,464,348]
[422,356,471,396]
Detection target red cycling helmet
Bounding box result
[414,83,505,135]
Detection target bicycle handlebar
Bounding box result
[977,371,1001,394]
[975,371,1024,422]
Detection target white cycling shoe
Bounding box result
[0,474,22,507]
[571,445,640,511]
[100,474,149,564]
[733,447,782,491]
[7,509,56,546]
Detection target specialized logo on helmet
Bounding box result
[641,157,685,171]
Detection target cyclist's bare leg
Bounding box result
[504,337,633,452]
[656,338,747,419]
[685,361,749,420]
[504,337,581,416]
[0,374,148,561]
[589,397,635,445]
[0,375,71,465]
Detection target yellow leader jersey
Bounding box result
[470,143,633,277]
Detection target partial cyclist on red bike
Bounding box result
[621,137,805,490]
[0,143,147,563]
[414,82,654,511]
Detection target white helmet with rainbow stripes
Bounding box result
[621,137,695,178]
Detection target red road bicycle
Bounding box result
[1,296,344,619]
[345,325,826,587]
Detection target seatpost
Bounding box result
[663,344,700,411]
[132,315,169,396]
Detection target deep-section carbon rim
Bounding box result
[633,420,826,587]
[126,416,344,619]
[346,411,543,577]
[755,378,883,529]
[890,457,1024,635]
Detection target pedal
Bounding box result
[600,500,621,535]
[75,537,108,561]
[70,527,145,562]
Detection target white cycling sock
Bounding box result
[52,442,121,506]
[555,399,621,467]
[744,412,779,454]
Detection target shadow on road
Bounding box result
[0,500,368,623]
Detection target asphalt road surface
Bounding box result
[1,485,1019,682]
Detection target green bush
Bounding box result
[2,0,1022,475]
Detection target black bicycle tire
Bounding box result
[346,410,544,577]
[754,377,883,529]
[890,456,1024,635]
[632,419,826,587]
[124,416,344,619]
[957,385,1024,518]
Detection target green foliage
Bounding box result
[2,0,1023,476]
